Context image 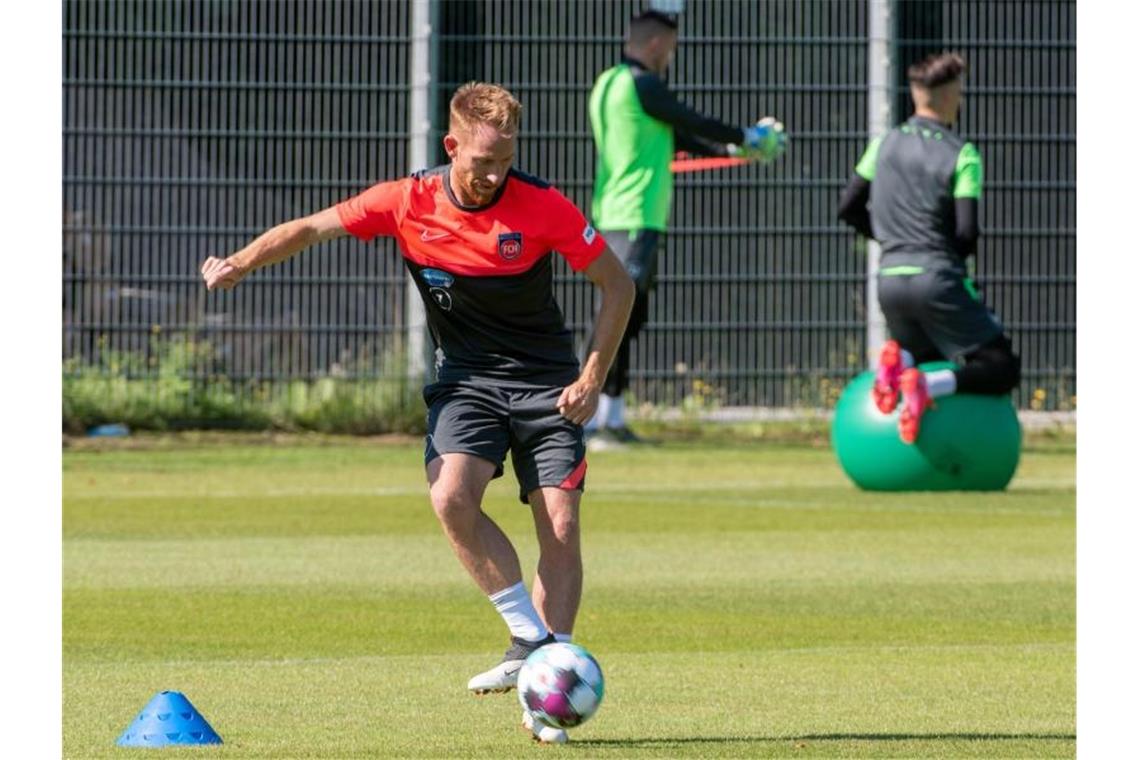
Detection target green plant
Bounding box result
[63,338,425,434]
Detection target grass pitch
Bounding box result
[64,433,1075,757]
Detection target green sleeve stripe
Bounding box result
[854,135,883,180]
[953,142,983,198]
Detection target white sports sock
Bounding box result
[488,582,549,642]
[925,369,957,398]
[587,394,613,432]
[900,348,916,369]
[605,395,625,428]
[553,633,572,643]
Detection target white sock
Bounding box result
[553,633,572,643]
[587,394,613,432]
[900,348,916,369]
[488,582,549,642]
[605,395,625,428]
[925,369,957,398]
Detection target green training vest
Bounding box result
[589,63,674,231]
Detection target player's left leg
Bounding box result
[899,268,1014,443]
[518,488,582,744]
[527,485,582,638]
[518,486,580,744]
[506,385,587,744]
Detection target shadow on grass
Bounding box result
[575,732,1075,748]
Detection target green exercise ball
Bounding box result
[831,362,1021,491]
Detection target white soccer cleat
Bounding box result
[522,709,568,744]
[467,660,525,694]
[468,634,555,695]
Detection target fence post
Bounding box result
[865,0,894,364]
[407,0,436,383]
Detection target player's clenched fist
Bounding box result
[200,256,247,290]
[557,380,600,426]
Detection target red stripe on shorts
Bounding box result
[559,458,588,489]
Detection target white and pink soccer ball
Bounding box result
[517,642,605,729]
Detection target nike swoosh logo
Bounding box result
[421,230,452,242]
[503,665,521,676]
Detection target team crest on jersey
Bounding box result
[497,231,524,261]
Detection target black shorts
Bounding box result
[423,380,587,504]
[601,228,662,340]
[877,265,1005,362]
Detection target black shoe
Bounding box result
[503,633,556,662]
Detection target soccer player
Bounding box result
[837,52,1020,444]
[586,5,787,448]
[200,82,635,744]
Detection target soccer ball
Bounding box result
[517,642,605,729]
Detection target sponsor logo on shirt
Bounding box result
[421,268,455,288]
[582,224,596,245]
[497,231,524,261]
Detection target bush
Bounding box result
[63,339,425,435]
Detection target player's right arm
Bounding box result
[201,178,404,290]
[837,136,881,239]
[632,70,743,145]
[200,206,348,291]
[632,72,786,161]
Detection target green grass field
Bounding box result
[63,432,1075,758]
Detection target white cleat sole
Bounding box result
[522,709,568,744]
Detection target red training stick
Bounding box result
[669,156,750,173]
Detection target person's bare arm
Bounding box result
[556,247,635,425]
[200,206,348,290]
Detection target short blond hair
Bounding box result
[449,82,523,136]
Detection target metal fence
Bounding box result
[64,0,414,385]
[63,0,1076,414]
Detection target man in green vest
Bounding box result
[838,52,1020,444]
[586,5,787,448]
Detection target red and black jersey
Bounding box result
[337,165,605,384]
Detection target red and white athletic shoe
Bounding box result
[872,340,904,414]
[898,368,933,444]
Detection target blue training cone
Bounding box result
[116,691,223,747]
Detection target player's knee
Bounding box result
[430,489,479,530]
[964,338,1021,395]
[552,511,579,546]
[995,350,1021,394]
[982,338,1021,394]
[543,504,580,548]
